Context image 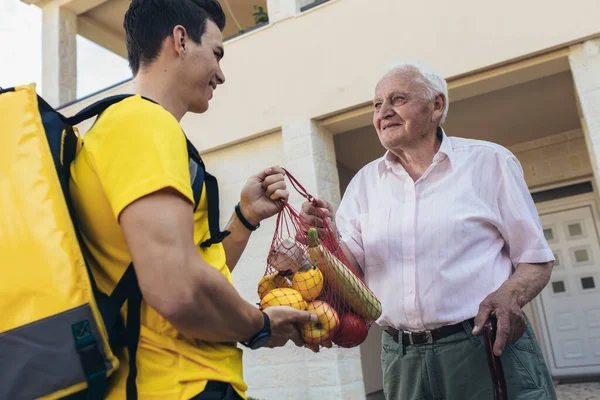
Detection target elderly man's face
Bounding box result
[372,71,440,151]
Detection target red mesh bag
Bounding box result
[257,170,382,352]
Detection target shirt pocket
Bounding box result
[359,209,391,269]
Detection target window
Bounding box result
[552,281,566,293]
[571,246,593,266]
[582,276,596,290]
[568,222,583,237]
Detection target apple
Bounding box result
[291,265,324,301]
[259,288,307,311]
[257,272,291,299]
[332,312,369,348]
[301,300,339,345]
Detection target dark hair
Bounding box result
[124,0,226,75]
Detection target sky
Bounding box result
[0,0,132,99]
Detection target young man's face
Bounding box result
[181,19,225,114]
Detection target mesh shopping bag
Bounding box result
[257,169,382,352]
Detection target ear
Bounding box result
[432,93,446,122]
[172,25,188,58]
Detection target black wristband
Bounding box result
[235,202,260,231]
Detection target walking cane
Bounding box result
[482,318,508,400]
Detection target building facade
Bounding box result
[23,0,600,398]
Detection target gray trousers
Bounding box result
[381,320,557,400]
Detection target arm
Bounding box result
[221,209,253,272]
[120,188,314,345]
[223,166,289,272]
[473,155,555,355]
[503,261,553,308]
[120,188,264,342]
[473,261,552,356]
[94,109,311,346]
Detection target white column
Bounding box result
[282,119,342,209]
[267,0,313,23]
[280,119,366,400]
[42,4,77,107]
[569,39,600,191]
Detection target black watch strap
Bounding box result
[235,202,260,231]
[241,312,271,350]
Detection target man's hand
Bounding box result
[262,306,317,348]
[239,166,289,226]
[300,197,363,278]
[300,197,337,239]
[472,285,527,357]
[472,261,552,356]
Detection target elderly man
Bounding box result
[301,61,557,399]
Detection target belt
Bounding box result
[385,318,475,345]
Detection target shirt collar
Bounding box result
[377,127,454,177]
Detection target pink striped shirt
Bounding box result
[336,131,554,331]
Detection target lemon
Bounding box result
[259,288,307,311]
[292,266,324,301]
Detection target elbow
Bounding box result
[137,252,211,326]
[147,282,213,336]
[148,289,195,325]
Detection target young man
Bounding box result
[69,1,315,399]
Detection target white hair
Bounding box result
[384,60,449,123]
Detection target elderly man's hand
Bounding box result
[300,198,337,239]
[472,284,527,357]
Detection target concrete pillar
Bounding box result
[569,39,600,192]
[266,0,313,23]
[272,119,365,400]
[282,119,342,210]
[42,4,77,107]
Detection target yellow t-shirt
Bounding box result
[69,95,246,400]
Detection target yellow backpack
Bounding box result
[0,84,229,400]
[0,84,138,400]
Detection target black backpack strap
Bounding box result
[62,115,142,399]
[66,95,136,126]
[59,123,110,400]
[186,139,230,247]
[108,265,142,400]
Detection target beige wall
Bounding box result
[181,0,600,152]
[60,0,600,154]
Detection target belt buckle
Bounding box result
[404,330,434,345]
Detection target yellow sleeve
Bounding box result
[90,99,194,220]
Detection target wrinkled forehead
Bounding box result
[374,69,423,98]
